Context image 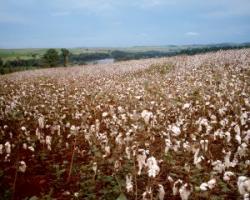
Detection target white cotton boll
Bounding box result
[103,145,111,158]
[207,178,216,189]
[158,184,165,200]
[36,128,41,140]
[173,179,183,195]
[235,134,242,145]
[244,193,250,200]
[225,132,231,143]
[223,171,235,181]
[137,149,147,175]
[0,144,3,154]
[241,112,247,126]
[28,146,35,152]
[179,183,192,200]
[168,176,174,183]
[224,151,232,168]
[182,103,191,110]
[19,161,27,173]
[125,147,131,160]
[200,183,209,191]
[141,110,153,124]
[45,135,52,151]
[38,116,45,129]
[200,140,208,152]
[165,138,172,153]
[102,112,108,118]
[212,160,225,173]
[92,162,97,175]
[238,176,250,196]
[126,174,133,193]
[237,143,248,158]
[21,126,26,131]
[146,156,160,178]
[23,143,27,150]
[170,124,181,136]
[193,148,204,169]
[5,142,11,154]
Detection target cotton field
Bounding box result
[0,49,249,200]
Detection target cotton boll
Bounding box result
[137,149,147,175]
[28,146,35,152]
[179,183,192,200]
[0,144,3,154]
[45,135,52,151]
[92,162,97,175]
[19,161,27,173]
[38,116,45,129]
[141,110,153,124]
[126,174,133,193]
[23,143,27,150]
[169,124,181,136]
[238,176,250,196]
[158,184,165,200]
[207,178,216,189]
[5,142,11,154]
[173,179,183,195]
[146,156,160,178]
[200,183,209,191]
[223,171,235,181]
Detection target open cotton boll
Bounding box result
[5,142,11,154]
[200,183,209,191]
[158,184,165,200]
[141,110,153,124]
[126,174,133,193]
[223,171,235,181]
[169,124,181,136]
[38,116,45,129]
[0,144,3,154]
[237,176,250,196]
[173,179,183,195]
[179,183,192,200]
[19,161,27,173]
[137,149,147,175]
[146,156,160,178]
[207,178,216,189]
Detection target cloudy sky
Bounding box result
[0,0,250,48]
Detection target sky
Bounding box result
[0,0,250,48]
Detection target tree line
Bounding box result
[1,43,250,74]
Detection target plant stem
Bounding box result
[67,137,77,183]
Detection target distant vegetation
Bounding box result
[0,43,250,74]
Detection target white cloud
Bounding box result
[186,32,200,36]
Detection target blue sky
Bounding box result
[0,0,250,48]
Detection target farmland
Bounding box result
[0,49,249,199]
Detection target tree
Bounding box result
[61,48,70,67]
[43,49,59,67]
[0,58,3,67]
